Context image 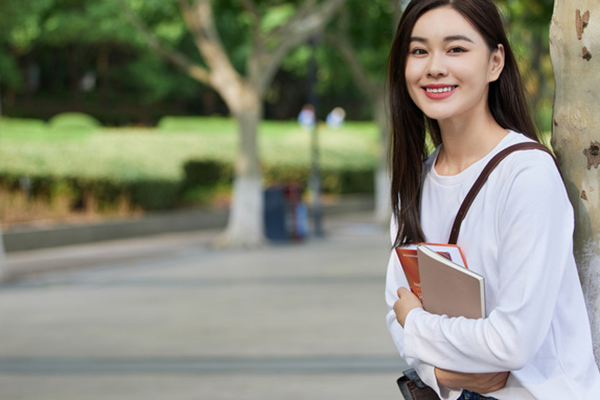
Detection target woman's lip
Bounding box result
[422,85,457,100]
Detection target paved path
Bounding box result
[0,212,408,399]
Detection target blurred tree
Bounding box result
[0,0,53,100]
[550,0,600,367]
[324,0,405,224]
[497,0,555,131]
[0,0,209,123]
[119,0,346,246]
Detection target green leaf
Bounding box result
[260,4,296,34]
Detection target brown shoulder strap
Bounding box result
[448,142,560,245]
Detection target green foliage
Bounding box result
[343,0,396,80]
[0,49,22,88]
[496,0,555,129]
[0,0,54,49]
[48,112,101,131]
[180,159,233,206]
[0,116,380,214]
[281,45,312,77]
[129,179,181,210]
[0,0,200,105]
[157,116,236,133]
[260,4,296,34]
[182,159,233,188]
[120,53,200,104]
[263,164,375,194]
[0,117,47,137]
[0,173,181,212]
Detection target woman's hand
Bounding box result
[435,368,510,394]
[393,287,423,327]
[394,288,508,394]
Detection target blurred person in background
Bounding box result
[326,107,345,128]
[298,104,316,131]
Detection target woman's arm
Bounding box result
[435,368,509,394]
[386,250,466,399]
[395,287,509,394]
[402,160,572,372]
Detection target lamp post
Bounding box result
[307,36,324,237]
[0,87,6,282]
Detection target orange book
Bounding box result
[395,243,468,302]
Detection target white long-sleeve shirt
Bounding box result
[386,131,600,399]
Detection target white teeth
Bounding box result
[426,86,455,93]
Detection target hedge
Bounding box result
[0,174,181,212]
[0,160,375,214]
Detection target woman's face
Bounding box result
[404,6,504,124]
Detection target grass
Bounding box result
[0,116,380,183]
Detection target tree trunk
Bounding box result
[373,96,391,225]
[219,104,264,247]
[550,0,600,367]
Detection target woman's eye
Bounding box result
[410,48,427,55]
[448,47,466,54]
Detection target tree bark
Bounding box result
[220,103,265,247]
[550,0,600,367]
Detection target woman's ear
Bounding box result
[488,44,505,82]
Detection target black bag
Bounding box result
[396,143,559,399]
[397,368,439,399]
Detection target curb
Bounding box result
[2,195,374,253]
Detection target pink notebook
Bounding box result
[417,244,485,319]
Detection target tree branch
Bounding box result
[177,0,248,102]
[240,0,260,30]
[179,0,259,112]
[178,0,235,73]
[114,0,210,84]
[325,32,379,100]
[252,0,347,95]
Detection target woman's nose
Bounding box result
[427,53,448,77]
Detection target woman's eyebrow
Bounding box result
[409,35,475,43]
[410,36,427,43]
[444,35,474,43]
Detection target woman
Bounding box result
[385,0,600,399]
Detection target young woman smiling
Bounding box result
[385,0,600,399]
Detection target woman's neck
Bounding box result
[435,112,508,176]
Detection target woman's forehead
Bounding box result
[411,6,482,43]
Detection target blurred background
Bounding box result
[0,0,555,231]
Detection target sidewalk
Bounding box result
[0,211,408,400]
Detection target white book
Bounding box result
[417,244,486,319]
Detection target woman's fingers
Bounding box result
[394,287,423,327]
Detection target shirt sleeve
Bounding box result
[402,157,573,373]
[385,221,463,400]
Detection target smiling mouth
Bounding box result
[424,86,457,93]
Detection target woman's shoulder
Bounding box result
[497,131,558,173]
[491,132,564,200]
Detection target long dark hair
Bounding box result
[388,0,538,247]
